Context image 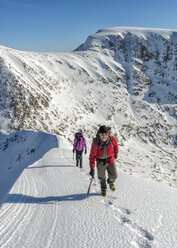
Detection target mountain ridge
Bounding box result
[0,27,176,187]
[75,26,177,51]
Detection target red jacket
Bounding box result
[89,135,118,169]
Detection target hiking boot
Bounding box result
[100,180,107,190]
[101,189,107,197]
[109,183,116,191]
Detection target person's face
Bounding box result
[99,133,108,142]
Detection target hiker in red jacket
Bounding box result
[89,125,118,196]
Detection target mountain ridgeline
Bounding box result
[0,27,177,187]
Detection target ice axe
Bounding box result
[87,177,93,195]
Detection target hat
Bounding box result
[98,125,108,134]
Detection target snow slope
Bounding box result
[0,27,177,188]
[0,130,58,206]
[0,132,177,248]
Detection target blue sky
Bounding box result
[0,0,177,52]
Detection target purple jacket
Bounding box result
[73,132,87,151]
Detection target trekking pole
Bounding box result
[87,177,93,195]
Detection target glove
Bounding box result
[89,169,95,178]
[85,149,87,155]
[115,155,117,159]
[73,149,75,153]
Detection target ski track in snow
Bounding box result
[0,139,177,247]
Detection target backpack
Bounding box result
[75,132,79,139]
[75,132,83,147]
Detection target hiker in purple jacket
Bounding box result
[73,131,87,168]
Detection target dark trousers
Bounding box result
[76,150,83,168]
[97,161,117,190]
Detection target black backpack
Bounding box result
[75,132,79,139]
[75,132,83,146]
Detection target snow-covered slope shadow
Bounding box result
[4,192,98,204]
[0,130,58,207]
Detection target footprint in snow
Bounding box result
[100,196,154,247]
[121,216,154,241]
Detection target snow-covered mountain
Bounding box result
[0,27,177,187]
[0,27,177,247]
